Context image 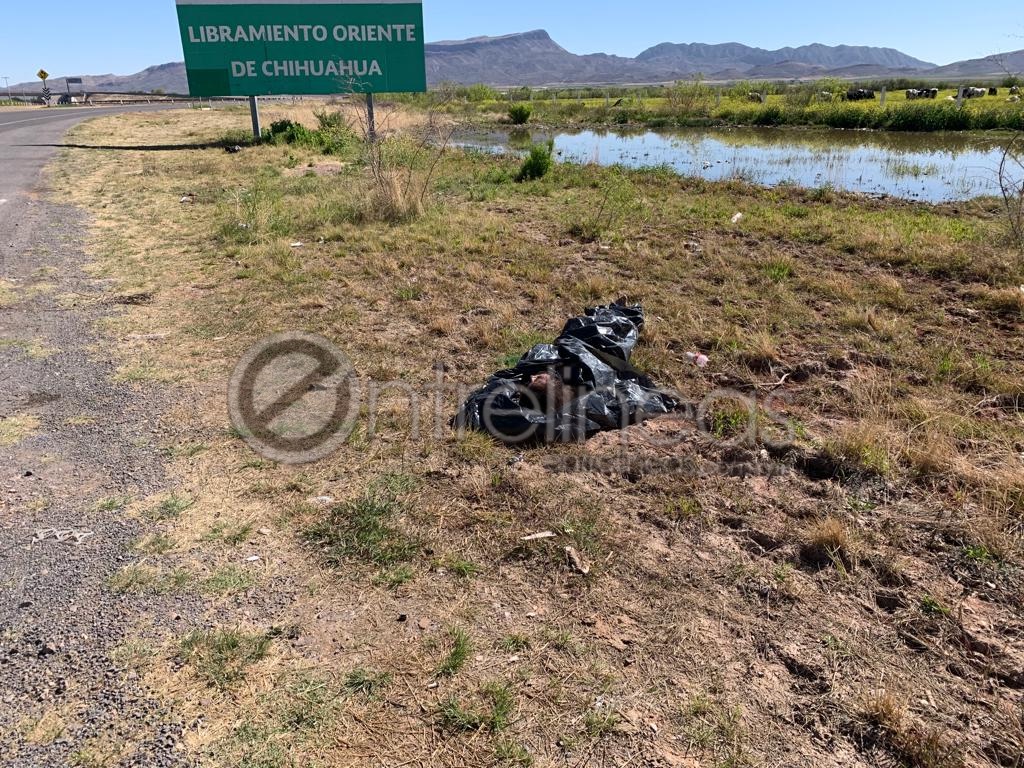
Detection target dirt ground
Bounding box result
[5,103,1022,767]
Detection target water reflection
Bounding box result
[454,127,1014,203]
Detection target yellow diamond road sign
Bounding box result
[37,69,49,81]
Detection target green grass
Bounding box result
[202,566,256,595]
[148,493,194,521]
[921,595,951,617]
[278,673,339,732]
[584,710,620,738]
[436,627,472,678]
[343,668,392,697]
[203,521,255,546]
[498,634,531,653]
[304,493,421,567]
[107,565,191,594]
[179,629,272,689]
[135,533,175,555]
[94,495,131,512]
[444,556,481,579]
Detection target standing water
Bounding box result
[455,127,1016,203]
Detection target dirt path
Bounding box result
[1,116,188,767]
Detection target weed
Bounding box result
[508,104,532,125]
[664,495,704,522]
[920,595,950,617]
[859,691,962,768]
[825,425,891,476]
[343,668,392,697]
[106,565,185,595]
[278,673,339,732]
[439,682,514,732]
[178,629,272,690]
[567,169,645,241]
[444,556,481,578]
[516,140,554,182]
[584,710,620,738]
[374,564,416,589]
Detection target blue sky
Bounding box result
[1,1,1022,85]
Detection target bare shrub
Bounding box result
[349,90,455,223]
[998,135,1024,255]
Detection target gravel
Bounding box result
[1,188,189,765]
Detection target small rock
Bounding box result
[38,643,58,658]
[566,546,591,575]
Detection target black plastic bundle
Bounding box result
[454,301,678,444]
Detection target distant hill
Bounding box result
[636,41,934,75]
[10,31,1021,94]
[15,63,187,95]
[925,49,1024,79]
[425,30,652,86]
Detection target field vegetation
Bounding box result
[45,101,1024,767]
[392,79,1024,132]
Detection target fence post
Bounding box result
[880,87,886,106]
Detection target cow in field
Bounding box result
[989,87,998,96]
[962,87,987,98]
[846,88,875,101]
[1010,86,1020,95]
[748,92,765,103]
[910,88,940,99]
[1009,95,1021,103]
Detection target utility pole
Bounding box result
[2,77,10,101]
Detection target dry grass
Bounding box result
[802,517,858,570]
[48,105,1024,768]
[0,414,40,446]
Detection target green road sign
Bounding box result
[175,0,426,97]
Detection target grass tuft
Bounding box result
[436,627,472,678]
[178,628,272,690]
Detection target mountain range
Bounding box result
[10,30,1022,94]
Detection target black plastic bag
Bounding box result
[454,301,679,444]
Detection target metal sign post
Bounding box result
[366,92,376,142]
[37,69,50,105]
[249,95,261,138]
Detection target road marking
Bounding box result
[0,199,7,205]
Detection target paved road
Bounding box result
[0,105,183,236]
[1,104,190,767]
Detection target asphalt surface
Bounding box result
[1,105,190,767]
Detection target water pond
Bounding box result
[454,127,1017,203]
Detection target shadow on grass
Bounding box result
[22,140,251,152]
